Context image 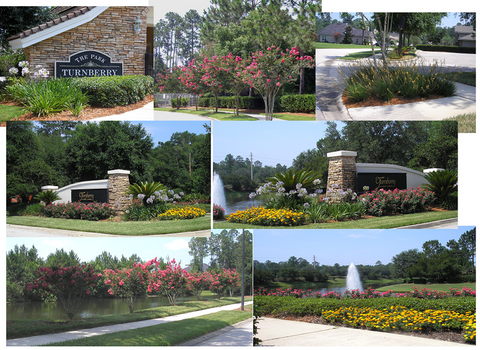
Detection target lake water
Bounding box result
[225,193,265,214]
[7,295,218,320]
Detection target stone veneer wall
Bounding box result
[326,151,357,191]
[24,7,151,77]
[108,169,130,215]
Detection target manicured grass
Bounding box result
[6,214,211,235]
[214,210,457,229]
[7,296,252,340]
[441,71,476,87]
[316,43,370,49]
[260,113,314,121]
[155,107,258,121]
[0,104,26,122]
[376,283,476,293]
[45,307,252,346]
[338,50,382,60]
[448,113,476,133]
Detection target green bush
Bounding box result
[74,75,153,107]
[17,203,44,216]
[279,94,315,113]
[43,202,115,220]
[198,96,263,109]
[0,49,25,76]
[6,78,89,117]
[422,169,458,209]
[416,45,475,54]
[171,97,189,108]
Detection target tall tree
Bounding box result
[458,228,476,274]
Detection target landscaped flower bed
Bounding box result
[43,202,115,221]
[227,206,308,226]
[157,207,206,220]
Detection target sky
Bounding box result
[213,121,335,168]
[6,237,194,266]
[132,121,209,146]
[254,226,476,266]
[325,12,468,29]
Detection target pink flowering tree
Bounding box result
[216,53,249,116]
[177,60,209,111]
[148,259,190,306]
[187,271,210,300]
[26,264,101,319]
[103,258,156,313]
[198,54,229,113]
[222,268,241,297]
[206,268,241,298]
[240,45,314,120]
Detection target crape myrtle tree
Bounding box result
[157,67,187,109]
[103,259,156,313]
[240,45,314,120]
[27,264,101,320]
[148,259,191,306]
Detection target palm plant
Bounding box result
[422,170,458,209]
[34,190,61,206]
[266,169,320,194]
[125,181,167,205]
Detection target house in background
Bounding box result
[7,6,155,78]
[454,25,476,47]
[317,23,367,44]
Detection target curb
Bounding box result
[395,217,458,229]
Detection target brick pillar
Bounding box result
[108,169,130,215]
[327,151,357,192]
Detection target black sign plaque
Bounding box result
[55,50,123,78]
[71,189,109,204]
[356,173,407,192]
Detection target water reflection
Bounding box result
[7,295,218,320]
[225,193,265,214]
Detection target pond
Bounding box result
[7,294,218,320]
[225,192,265,214]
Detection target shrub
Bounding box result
[34,190,60,205]
[125,181,168,206]
[171,97,189,108]
[279,94,315,113]
[43,202,115,220]
[213,204,225,220]
[74,75,154,107]
[7,78,89,117]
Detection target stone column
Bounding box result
[326,150,357,191]
[108,169,130,215]
[41,185,58,192]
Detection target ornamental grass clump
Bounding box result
[227,206,308,226]
[336,58,457,103]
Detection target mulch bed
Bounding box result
[1,95,153,126]
[342,94,445,109]
[266,314,471,345]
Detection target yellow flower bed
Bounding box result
[322,306,475,341]
[226,206,308,226]
[157,207,206,220]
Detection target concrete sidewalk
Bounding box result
[179,318,253,346]
[7,301,252,346]
[257,317,470,347]
[154,109,285,121]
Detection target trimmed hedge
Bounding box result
[198,94,315,113]
[416,45,476,54]
[171,97,189,108]
[74,75,154,107]
[279,94,315,113]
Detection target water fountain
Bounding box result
[213,172,227,212]
[346,262,363,291]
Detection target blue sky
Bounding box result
[6,237,194,266]
[254,226,475,266]
[133,121,209,146]
[326,12,466,29]
[213,121,333,167]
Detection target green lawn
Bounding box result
[214,210,457,229]
[448,113,476,133]
[6,215,211,235]
[0,104,26,122]
[155,107,258,121]
[258,278,403,291]
[376,283,476,293]
[338,50,382,60]
[45,307,252,346]
[316,42,370,49]
[7,296,252,340]
[441,71,476,87]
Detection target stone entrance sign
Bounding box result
[356,173,407,192]
[71,189,109,203]
[55,50,123,78]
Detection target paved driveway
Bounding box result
[416,50,476,71]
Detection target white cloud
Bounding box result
[163,239,189,251]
